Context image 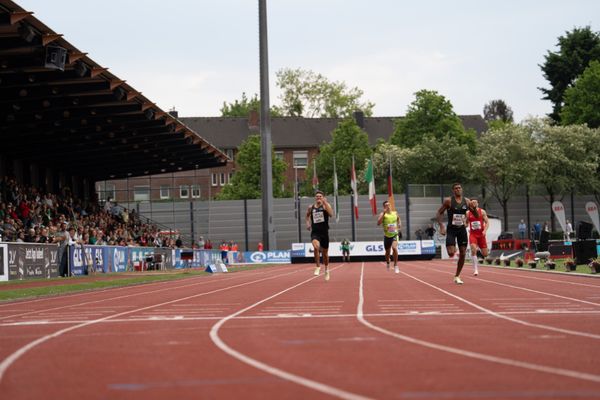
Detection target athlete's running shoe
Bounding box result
[394,265,399,274]
[314,267,321,276]
[473,271,479,276]
[386,263,390,271]
[325,271,330,281]
[454,276,464,284]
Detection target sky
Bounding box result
[17,0,600,122]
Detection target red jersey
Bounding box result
[467,208,485,235]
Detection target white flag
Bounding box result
[552,201,566,232]
[586,201,600,234]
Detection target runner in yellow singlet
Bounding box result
[377,200,402,273]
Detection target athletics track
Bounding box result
[1,260,600,399]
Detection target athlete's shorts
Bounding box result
[311,232,329,249]
[384,235,398,250]
[469,233,487,249]
[446,227,468,247]
[342,249,350,255]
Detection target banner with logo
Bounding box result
[291,241,435,258]
[69,245,109,275]
[6,243,59,280]
[552,201,567,232]
[229,251,291,264]
[586,201,600,234]
[107,246,129,272]
[0,244,7,282]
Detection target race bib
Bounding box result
[452,214,464,226]
[387,223,397,233]
[471,220,482,230]
[312,210,325,224]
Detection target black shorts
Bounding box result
[342,249,349,255]
[446,226,468,247]
[384,235,398,250]
[311,232,329,249]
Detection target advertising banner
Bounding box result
[586,201,600,234]
[292,241,435,258]
[108,246,129,272]
[7,243,59,280]
[552,201,567,232]
[69,246,109,275]
[0,244,7,282]
[229,251,291,265]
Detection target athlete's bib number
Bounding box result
[387,223,397,233]
[471,221,482,230]
[452,214,464,226]
[312,210,325,224]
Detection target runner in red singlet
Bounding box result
[466,198,489,276]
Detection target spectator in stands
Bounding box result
[425,224,435,240]
[219,240,229,263]
[204,239,213,249]
[533,221,541,240]
[518,219,527,239]
[415,228,423,240]
[54,222,70,277]
[565,219,573,240]
[175,235,183,248]
[257,241,263,251]
[197,236,205,249]
[543,221,550,233]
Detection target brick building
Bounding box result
[100,112,487,202]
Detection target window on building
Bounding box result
[228,172,233,182]
[180,185,189,198]
[220,173,226,186]
[191,185,201,198]
[159,185,170,199]
[133,186,150,201]
[211,173,218,186]
[96,183,116,202]
[275,151,284,161]
[293,151,308,168]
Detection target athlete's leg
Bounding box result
[312,238,321,275]
[323,247,329,271]
[470,242,479,275]
[392,239,399,273]
[456,245,467,277]
[446,245,457,258]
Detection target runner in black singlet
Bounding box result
[436,183,470,284]
[305,190,334,281]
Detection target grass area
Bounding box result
[480,258,599,275]
[0,263,279,302]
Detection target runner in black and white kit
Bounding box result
[436,182,470,284]
[305,190,333,281]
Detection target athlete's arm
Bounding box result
[397,213,402,232]
[377,212,385,225]
[305,206,312,230]
[436,198,450,234]
[482,209,489,235]
[322,197,334,217]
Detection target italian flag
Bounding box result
[365,158,377,215]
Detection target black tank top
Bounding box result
[310,204,329,233]
[447,197,468,229]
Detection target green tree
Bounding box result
[539,26,600,123]
[390,89,476,150]
[560,60,600,128]
[220,92,282,117]
[274,68,375,118]
[527,119,600,230]
[473,124,535,229]
[404,135,473,185]
[371,143,413,194]
[483,99,514,125]
[303,119,372,196]
[217,135,287,200]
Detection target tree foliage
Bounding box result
[473,124,535,228]
[274,68,375,118]
[390,89,476,151]
[217,135,288,200]
[304,120,372,196]
[220,92,282,117]
[526,119,600,230]
[560,60,600,128]
[483,99,514,124]
[539,26,600,123]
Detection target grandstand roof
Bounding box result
[0,0,227,180]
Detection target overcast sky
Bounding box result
[18,0,599,122]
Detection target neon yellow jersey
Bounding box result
[382,212,399,238]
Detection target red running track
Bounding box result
[1,261,600,399]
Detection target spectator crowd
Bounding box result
[0,177,171,248]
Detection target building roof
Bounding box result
[180,115,488,149]
[0,0,227,180]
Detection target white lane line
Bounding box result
[478,268,600,288]
[427,261,600,307]
[0,268,301,383]
[398,267,600,340]
[357,263,600,384]
[209,264,372,400]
